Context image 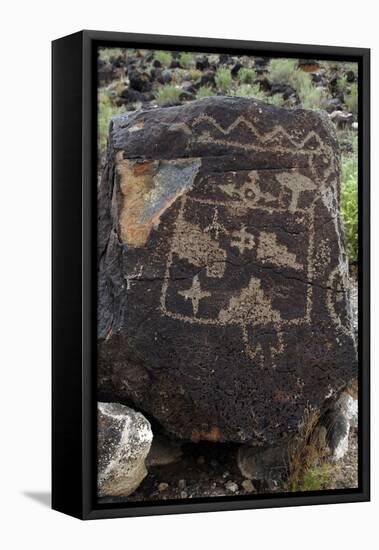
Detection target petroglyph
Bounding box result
[220,172,276,207]
[218,277,284,363]
[204,207,227,240]
[231,226,255,254]
[178,274,211,316]
[170,208,227,279]
[275,172,317,213]
[99,97,357,444]
[124,265,143,291]
[257,232,303,270]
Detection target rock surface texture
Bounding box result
[98,97,357,446]
[97,402,152,497]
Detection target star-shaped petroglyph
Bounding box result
[204,207,227,240]
[178,275,211,316]
[231,225,255,254]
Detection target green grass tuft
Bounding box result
[300,463,336,491]
[98,48,125,62]
[299,85,329,110]
[266,93,285,106]
[154,50,172,67]
[341,135,358,265]
[238,67,255,84]
[269,58,298,85]
[215,66,232,93]
[233,83,265,99]
[98,90,124,157]
[197,85,214,98]
[155,84,181,106]
[179,52,194,69]
[345,83,358,114]
[188,69,202,81]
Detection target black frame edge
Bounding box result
[53,30,370,520]
[52,31,85,519]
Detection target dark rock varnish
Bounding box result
[98,96,357,446]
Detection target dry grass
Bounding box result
[286,405,335,492]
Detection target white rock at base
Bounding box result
[97,402,153,497]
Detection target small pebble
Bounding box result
[242,479,256,492]
[178,479,186,489]
[222,471,230,479]
[197,456,205,465]
[180,491,188,499]
[158,482,169,492]
[225,480,239,493]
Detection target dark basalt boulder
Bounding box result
[98,96,357,446]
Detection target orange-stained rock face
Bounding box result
[97,97,357,445]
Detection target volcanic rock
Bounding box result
[98,96,357,446]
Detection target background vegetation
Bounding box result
[98,50,358,269]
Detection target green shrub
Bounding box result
[266,93,285,106]
[299,86,329,110]
[238,67,255,84]
[154,50,172,67]
[215,66,232,93]
[345,83,358,114]
[300,464,336,491]
[269,59,324,105]
[98,48,125,62]
[336,75,348,94]
[341,139,358,265]
[179,52,194,69]
[155,84,181,106]
[197,85,214,98]
[188,69,202,81]
[291,69,312,96]
[269,58,297,85]
[344,62,358,79]
[233,83,265,99]
[98,90,124,156]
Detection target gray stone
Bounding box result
[145,434,182,467]
[178,478,186,489]
[225,480,239,493]
[242,479,256,492]
[237,445,287,482]
[98,96,357,445]
[329,110,354,128]
[320,386,358,460]
[157,482,169,492]
[97,402,152,497]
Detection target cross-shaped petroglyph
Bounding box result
[178,274,211,316]
[231,225,255,254]
[204,207,227,240]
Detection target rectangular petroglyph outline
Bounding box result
[160,193,315,328]
[156,112,352,363]
[153,110,356,364]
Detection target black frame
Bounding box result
[52,30,370,520]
